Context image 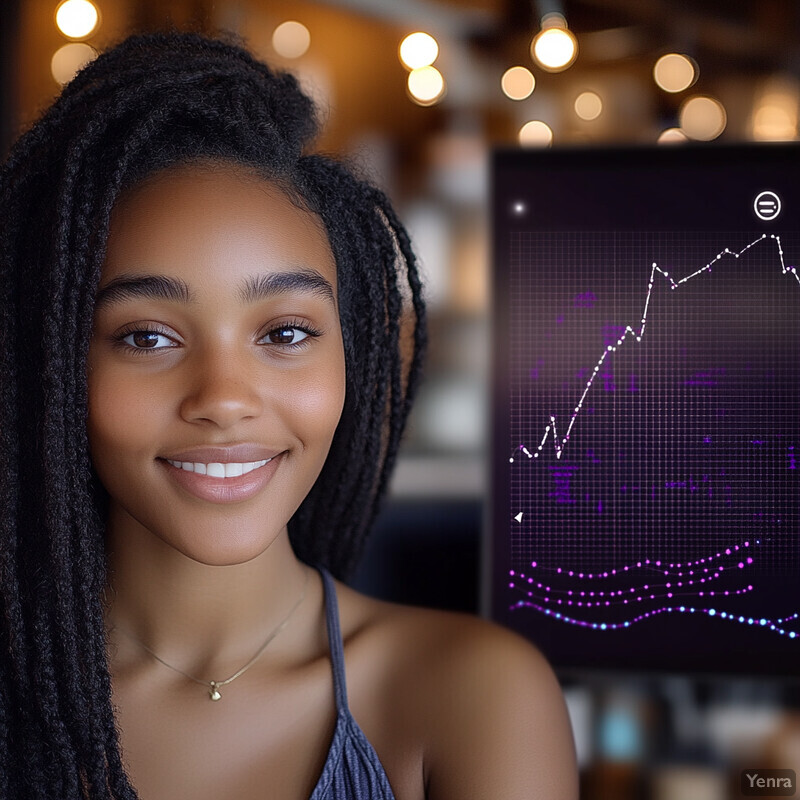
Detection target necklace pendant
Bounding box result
[209,682,222,701]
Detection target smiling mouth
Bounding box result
[164,458,273,478]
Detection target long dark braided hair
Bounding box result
[0,29,427,800]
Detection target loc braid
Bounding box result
[291,155,427,578]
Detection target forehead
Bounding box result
[102,162,336,294]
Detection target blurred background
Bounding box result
[2,1,800,798]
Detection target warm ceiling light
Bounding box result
[531,14,577,72]
[519,120,553,147]
[408,66,445,105]
[55,0,99,40]
[501,66,535,100]
[657,127,689,144]
[752,104,797,141]
[51,42,96,85]
[272,21,311,59]
[653,53,697,93]
[751,77,799,141]
[399,32,439,70]
[679,95,726,141]
[574,91,602,121]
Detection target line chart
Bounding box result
[509,233,799,465]
[493,146,800,672]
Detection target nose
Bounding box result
[178,344,264,429]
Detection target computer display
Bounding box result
[490,145,799,674]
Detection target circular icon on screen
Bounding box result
[753,191,781,221]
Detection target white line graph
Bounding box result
[510,233,799,464]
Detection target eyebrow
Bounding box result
[94,269,336,310]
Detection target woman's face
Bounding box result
[86,162,346,566]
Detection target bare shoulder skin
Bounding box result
[336,580,580,800]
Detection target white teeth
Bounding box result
[207,462,225,478]
[165,458,271,477]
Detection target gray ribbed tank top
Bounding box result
[308,567,397,800]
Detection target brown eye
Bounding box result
[126,331,163,348]
[269,327,296,344]
[266,327,310,345]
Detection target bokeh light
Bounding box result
[531,15,577,72]
[653,53,697,93]
[575,91,602,121]
[55,0,99,40]
[657,127,689,144]
[679,95,727,141]
[408,66,445,105]
[399,32,439,70]
[501,66,535,101]
[751,78,799,141]
[51,42,96,85]
[519,120,553,147]
[272,21,311,59]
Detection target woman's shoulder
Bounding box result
[336,576,562,689]
[335,579,579,800]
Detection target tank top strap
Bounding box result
[317,565,349,714]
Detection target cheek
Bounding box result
[86,364,164,469]
[288,349,347,450]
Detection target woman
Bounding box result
[0,30,577,800]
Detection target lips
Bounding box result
[158,450,286,504]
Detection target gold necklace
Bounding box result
[111,566,310,701]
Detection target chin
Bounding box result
[169,527,281,567]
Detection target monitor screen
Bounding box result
[490,144,799,675]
